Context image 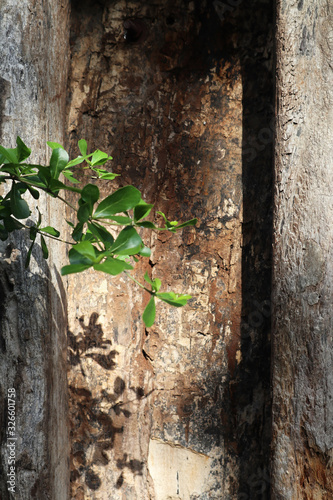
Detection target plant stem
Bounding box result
[57,194,77,211]
[20,221,73,245]
[98,220,132,227]
[38,230,73,245]
[124,271,152,294]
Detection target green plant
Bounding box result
[0,136,196,326]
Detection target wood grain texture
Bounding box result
[272,1,333,498]
[0,1,70,498]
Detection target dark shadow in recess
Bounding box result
[238,1,274,498]
[194,2,274,497]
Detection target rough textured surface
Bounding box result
[272,1,333,498]
[66,1,273,498]
[0,1,70,498]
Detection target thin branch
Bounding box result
[57,194,77,211]
[124,271,152,294]
[38,230,73,246]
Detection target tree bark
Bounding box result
[0,1,70,498]
[272,1,333,498]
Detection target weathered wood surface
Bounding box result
[272,1,333,498]
[66,0,273,498]
[0,1,70,498]
[0,0,278,498]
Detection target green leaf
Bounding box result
[156,292,192,307]
[93,258,133,275]
[27,185,40,199]
[25,241,34,268]
[61,263,92,275]
[157,211,168,223]
[110,226,142,256]
[91,150,108,166]
[15,182,28,195]
[4,216,24,231]
[156,211,178,230]
[52,179,81,194]
[93,186,141,219]
[87,222,114,249]
[81,184,100,205]
[69,241,97,264]
[138,246,151,257]
[23,174,48,189]
[144,272,161,292]
[0,164,19,176]
[47,141,64,150]
[40,177,81,196]
[0,145,18,164]
[93,167,117,178]
[37,165,51,186]
[10,183,30,219]
[0,205,8,218]
[16,136,31,162]
[0,224,8,241]
[40,226,60,237]
[49,148,69,180]
[142,297,156,327]
[175,218,197,229]
[72,221,84,242]
[29,226,37,241]
[47,179,66,195]
[137,221,157,229]
[41,235,48,259]
[77,203,91,223]
[92,157,113,167]
[62,170,80,184]
[82,231,94,242]
[65,156,86,169]
[78,139,87,156]
[97,171,119,180]
[37,207,42,226]
[152,278,161,292]
[107,215,132,224]
[134,200,153,222]
[144,272,154,287]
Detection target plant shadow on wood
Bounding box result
[67,313,144,493]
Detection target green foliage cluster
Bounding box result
[0,137,196,326]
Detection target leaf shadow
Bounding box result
[67,313,144,494]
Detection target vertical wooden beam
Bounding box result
[272,1,333,497]
[0,1,70,498]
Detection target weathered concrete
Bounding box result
[272,1,333,498]
[0,1,70,498]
